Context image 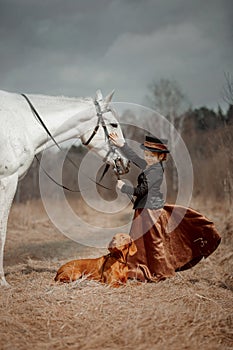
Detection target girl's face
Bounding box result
[144,150,161,166]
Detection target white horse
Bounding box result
[0,89,129,286]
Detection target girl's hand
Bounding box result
[116,179,125,190]
[109,132,125,148]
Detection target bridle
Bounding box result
[82,100,135,203]
[82,100,111,147]
[82,99,126,179]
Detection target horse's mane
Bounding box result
[0,90,94,112]
[26,93,94,112]
[29,93,92,103]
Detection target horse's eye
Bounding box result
[110,123,118,128]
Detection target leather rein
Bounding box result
[21,93,117,192]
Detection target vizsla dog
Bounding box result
[55,233,137,287]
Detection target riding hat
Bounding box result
[140,136,170,153]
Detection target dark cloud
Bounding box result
[0,0,232,109]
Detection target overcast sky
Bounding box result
[0,0,232,111]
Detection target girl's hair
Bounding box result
[148,151,167,161]
[159,153,168,161]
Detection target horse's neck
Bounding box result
[28,94,94,133]
[25,93,96,151]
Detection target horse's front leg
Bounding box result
[0,173,18,287]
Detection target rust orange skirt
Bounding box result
[127,205,221,282]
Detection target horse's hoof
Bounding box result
[0,277,11,288]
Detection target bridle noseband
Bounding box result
[82,100,110,146]
[83,100,124,177]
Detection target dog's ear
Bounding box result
[129,240,137,256]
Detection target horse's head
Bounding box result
[81,90,130,176]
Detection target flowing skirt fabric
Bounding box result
[128,205,221,282]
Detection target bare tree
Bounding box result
[146,79,190,192]
[222,72,233,105]
[147,78,188,117]
[222,72,233,205]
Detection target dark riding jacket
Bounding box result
[119,143,165,210]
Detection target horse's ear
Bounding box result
[104,90,115,106]
[95,89,103,102]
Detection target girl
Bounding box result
[109,133,221,282]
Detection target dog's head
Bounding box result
[108,233,137,256]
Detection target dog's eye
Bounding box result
[110,123,118,128]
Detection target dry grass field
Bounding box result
[0,198,232,350]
